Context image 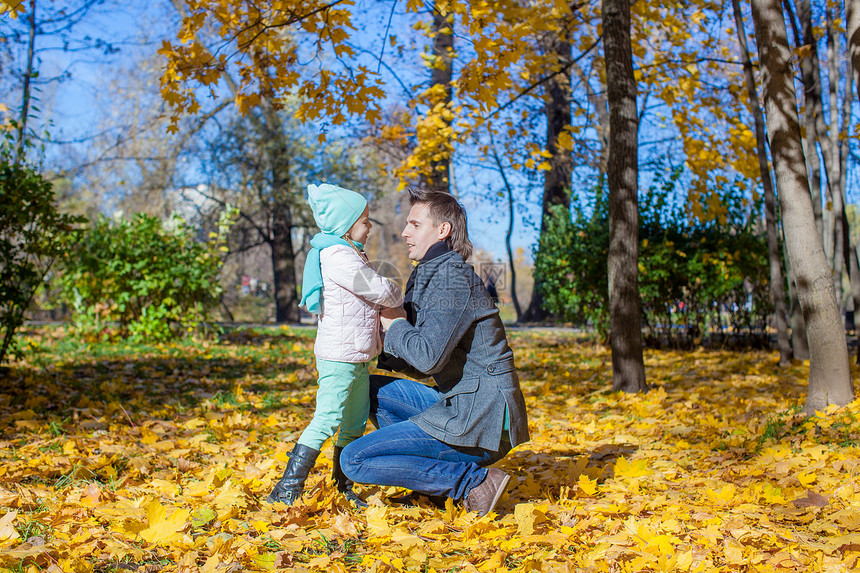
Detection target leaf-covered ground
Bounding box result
[1,326,859,572]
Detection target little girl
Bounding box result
[267,183,403,507]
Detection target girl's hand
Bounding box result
[381,306,407,330]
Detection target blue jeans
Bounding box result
[340,376,510,500]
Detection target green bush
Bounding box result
[533,168,771,347]
[533,198,610,333]
[0,152,82,365]
[61,212,231,342]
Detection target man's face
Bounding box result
[402,203,450,261]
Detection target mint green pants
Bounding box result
[297,359,370,451]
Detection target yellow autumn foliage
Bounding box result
[0,1,23,18]
[0,327,858,572]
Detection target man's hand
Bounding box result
[381,306,407,331]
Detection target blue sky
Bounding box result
[3,0,858,266]
[0,0,546,262]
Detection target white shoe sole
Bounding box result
[484,473,510,516]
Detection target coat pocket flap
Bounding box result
[441,375,480,398]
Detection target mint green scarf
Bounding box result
[300,233,363,314]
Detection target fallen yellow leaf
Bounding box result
[138,500,190,544]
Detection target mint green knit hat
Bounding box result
[307,183,368,237]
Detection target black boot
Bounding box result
[333,445,367,508]
[266,444,320,506]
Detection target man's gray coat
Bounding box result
[382,250,530,451]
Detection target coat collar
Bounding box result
[417,248,460,274]
[420,240,451,264]
[403,247,460,311]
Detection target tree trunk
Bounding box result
[851,242,860,364]
[488,127,522,321]
[521,33,573,323]
[16,1,37,163]
[733,0,792,365]
[542,36,574,214]
[850,0,860,102]
[840,62,853,211]
[750,0,853,414]
[574,62,610,173]
[263,106,300,324]
[505,182,522,322]
[841,38,858,360]
[602,0,647,393]
[796,0,840,277]
[843,204,859,344]
[271,208,300,323]
[785,0,824,238]
[826,8,844,312]
[786,252,811,360]
[424,5,453,193]
[848,0,860,364]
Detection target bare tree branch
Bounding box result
[486,35,602,120]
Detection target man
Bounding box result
[340,189,529,517]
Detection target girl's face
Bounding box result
[347,206,372,244]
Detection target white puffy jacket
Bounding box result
[314,244,404,363]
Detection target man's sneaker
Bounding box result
[463,468,510,517]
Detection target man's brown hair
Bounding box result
[408,189,473,261]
